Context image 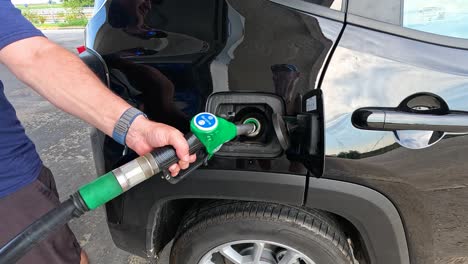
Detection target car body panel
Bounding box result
[322,24,468,263]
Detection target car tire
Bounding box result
[170,201,354,264]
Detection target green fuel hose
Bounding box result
[0,113,257,264]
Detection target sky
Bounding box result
[12,0,57,4]
[403,0,468,39]
[404,0,468,13]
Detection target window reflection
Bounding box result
[403,0,468,39]
[104,55,192,132]
[99,0,210,57]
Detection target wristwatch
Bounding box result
[112,107,147,145]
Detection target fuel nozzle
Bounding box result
[239,118,261,137]
[237,119,259,137]
[191,112,241,155]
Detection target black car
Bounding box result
[80,0,468,263]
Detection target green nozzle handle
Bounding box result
[191,113,237,155]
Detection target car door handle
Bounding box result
[352,108,468,133]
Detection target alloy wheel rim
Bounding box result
[198,240,316,264]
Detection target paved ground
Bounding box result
[1,30,148,264]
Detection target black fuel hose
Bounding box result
[0,135,204,263]
[0,194,87,264]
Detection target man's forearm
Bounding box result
[0,36,129,137]
[0,35,195,173]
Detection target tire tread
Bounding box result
[173,201,353,263]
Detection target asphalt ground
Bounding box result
[1,30,149,264]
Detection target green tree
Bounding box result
[337,150,361,159]
[62,0,91,26]
[63,0,94,7]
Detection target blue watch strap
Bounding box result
[112,107,147,145]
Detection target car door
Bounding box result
[322,0,468,263]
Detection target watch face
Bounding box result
[193,113,218,131]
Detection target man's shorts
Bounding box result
[0,166,81,264]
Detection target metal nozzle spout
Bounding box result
[236,123,257,136]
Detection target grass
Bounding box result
[57,18,88,27]
[34,24,82,29]
[34,24,87,29]
[15,3,63,10]
[34,19,88,29]
[18,4,90,29]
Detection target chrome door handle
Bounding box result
[352,108,468,133]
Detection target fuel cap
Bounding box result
[193,112,218,131]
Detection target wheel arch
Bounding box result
[306,178,410,264]
[142,170,307,259]
[139,172,409,264]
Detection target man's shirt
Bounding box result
[0,0,45,198]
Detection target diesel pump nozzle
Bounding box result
[0,112,257,264]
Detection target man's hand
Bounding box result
[126,116,197,176]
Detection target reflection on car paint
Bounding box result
[92,0,209,57]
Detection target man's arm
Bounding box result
[0,36,195,176]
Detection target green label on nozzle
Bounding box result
[191,113,237,156]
